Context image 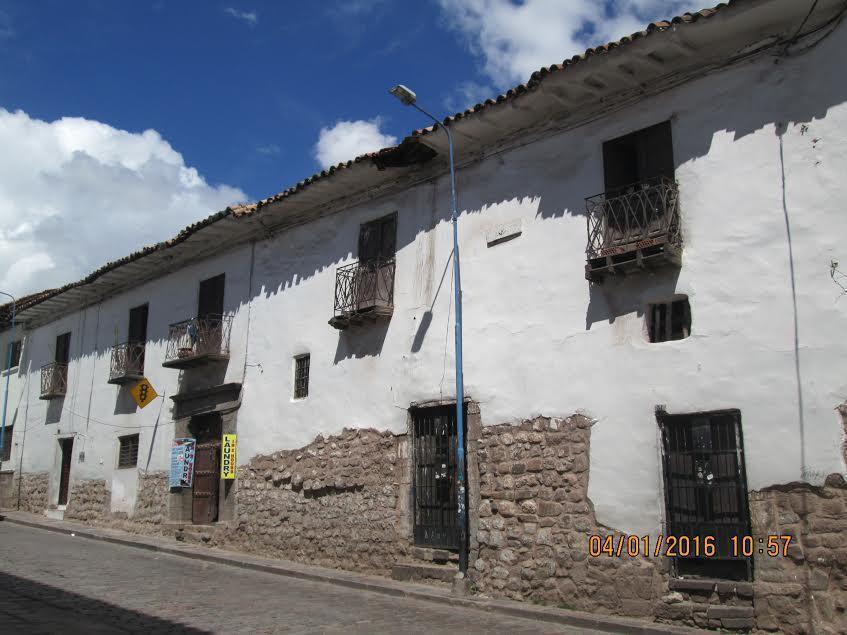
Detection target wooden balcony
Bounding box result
[108,341,146,384]
[329,258,395,330]
[162,315,232,369]
[585,176,682,282]
[40,363,68,399]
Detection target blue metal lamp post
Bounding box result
[389,85,467,575]
[0,291,16,458]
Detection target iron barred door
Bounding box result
[412,405,466,550]
[659,409,752,580]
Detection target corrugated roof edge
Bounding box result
[0,1,734,329]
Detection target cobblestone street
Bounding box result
[0,522,602,634]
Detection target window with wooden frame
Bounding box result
[648,298,691,343]
[294,354,310,399]
[6,340,21,370]
[0,425,12,462]
[603,121,675,193]
[117,434,140,468]
[358,213,397,265]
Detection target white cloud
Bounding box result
[445,80,497,113]
[0,109,246,297]
[256,143,281,155]
[313,118,397,169]
[224,7,258,26]
[437,0,703,87]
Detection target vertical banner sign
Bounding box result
[220,434,237,480]
[169,438,196,488]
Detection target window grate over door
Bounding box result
[659,409,752,581]
[412,404,466,550]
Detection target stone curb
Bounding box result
[1,513,709,635]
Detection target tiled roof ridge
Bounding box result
[0,1,738,325]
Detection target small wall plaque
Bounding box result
[486,220,522,247]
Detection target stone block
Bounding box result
[721,616,755,629]
[809,567,830,590]
[538,501,563,517]
[707,606,754,619]
[494,500,518,517]
[526,458,544,472]
[620,599,654,618]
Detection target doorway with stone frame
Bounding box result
[168,382,241,526]
[189,413,222,525]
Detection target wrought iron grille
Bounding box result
[659,409,752,581]
[294,354,310,399]
[164,314,232,364]
[412,404,466,550]
[40,362,68,398]
[109,341,146,381]
[585,176,681,261]
[333,258,395,319]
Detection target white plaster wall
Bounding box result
[238,24,847,536]
[3,22,846,535]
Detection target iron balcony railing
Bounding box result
[163,314,232,367]
[585,176,682,275]
[40,362,68,399]
[331,258,395,328]
[109,341,146,384]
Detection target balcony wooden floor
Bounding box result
[162,352,229,369]
[329,305,393,330]
[39,390,66,401]
[586,240,681,282]
[107,372,145,385]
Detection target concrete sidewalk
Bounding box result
[0,511,708,635]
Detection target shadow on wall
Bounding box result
[586,268,682,329]
[113,387,138,415]
[410,247,453,354]
[334,321,390,364]
[45,398,63,425]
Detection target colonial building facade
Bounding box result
[1,1,846,632]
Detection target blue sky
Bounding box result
[0,0,702,295]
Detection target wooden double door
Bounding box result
[190,414,221,525]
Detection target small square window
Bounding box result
[294,354,310,399]
[118,434,139,468]
[648,298,691,342]
[6,340,21,370]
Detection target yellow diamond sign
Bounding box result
[130,377,158,409]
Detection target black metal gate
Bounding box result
[412,404,466,550]
[659,409,752,581]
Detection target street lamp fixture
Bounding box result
[389,84,468,575]
[388,84,417,106]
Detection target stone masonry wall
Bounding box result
[64,479,111,522]
[749,474,847,635]
[472,414,846,633]
[102,472,171,537]
[130,472,170,527]
[209,428,409,576]
[14,472,48,513]
[11,416,844,633]
[471,415,664,618]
